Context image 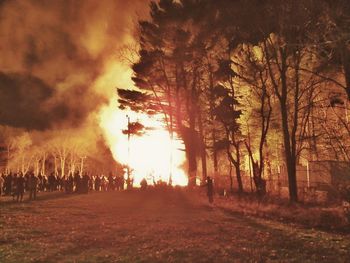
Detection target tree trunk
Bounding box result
[181,125,197,187]
[187,125,197,187]
[285,154,298,202]
[229,162,233,193]
[235,161,243,193]
[187,65,199,187]
[272,47,299,203]
[245,141,266,196]
[35,158,40,176]
[200,146,207,183]
[60,157,65,178]
[6,144,10,174]
[227,143,243,193]
[21,155,24,175]
[341,44,350,100]
[208,65,218,173]
[54,156,57,176]
[212,130,218,173]
[198,111,207,182]
[281,107,298,202]
[186,141,197,187]
[41,152,46,176]
[280,50,298,202]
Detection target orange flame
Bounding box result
[97,61,188,187]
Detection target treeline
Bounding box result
[0,128,117,178]
[118,0,350,202]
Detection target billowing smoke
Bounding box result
[0,0,149,173]
[0,72,60,130]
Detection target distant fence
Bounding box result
[212,161,350,203]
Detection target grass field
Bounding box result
[0,190,349,262]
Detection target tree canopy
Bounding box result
[118,0,350,202]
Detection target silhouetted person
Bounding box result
[28,173,38,200]
[48,173,55,192]
[89,175,94,191]
[102,176,108,191]
[74,172,81,193]
[54,174,59,191]
[206,176,214,204]
[0,174,4,196]
[95,175,101,191]
[120,176,125,190]
[82,173,89,194]
[10,174,17,200]
[67,174,74,193]
[16,174,25,202]
[140,178,148,190]
[5,173,12,195]
[108,173,114,191]
[126,177,133,190]
[114,176,119,190]
[58,176,64,191]
[114,176,120,191]
[37,174,43,191]
[42,175,48,191]
[24,173,30,191]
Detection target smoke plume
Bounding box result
[0,0,149,171]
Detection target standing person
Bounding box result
[102,176,108,191]
[114,175,118,191]
[28,173,38,201]
[5,173,12,195]
[42,175,48,191]
[82,173,89,194]
[67,174,74,193]
[48,172,55,192]
[11,173,17,200]
[61,176,66,191]
[206,176,214,204]
[89,175,94,191]
[120,175,125,190]
[140,178,148,190]
[53,174,59,191]
[37,174,43,191]
[126,177,132,190]
[95,175,101,191]
[24,172,30,192]
[114,175,120,191]
[74,171,81,193]
[108,173,114,191]
[0,174,4,197]
[16,174,25,202]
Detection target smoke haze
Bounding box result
[0,0,149,170]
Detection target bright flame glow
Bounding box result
[96,60,188,187]
[99,100,188,187]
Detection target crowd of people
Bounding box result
[0,172,217,204]
[0,171,127,202]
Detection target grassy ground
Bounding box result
[0,190,349,262]
[213,193,350,233]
